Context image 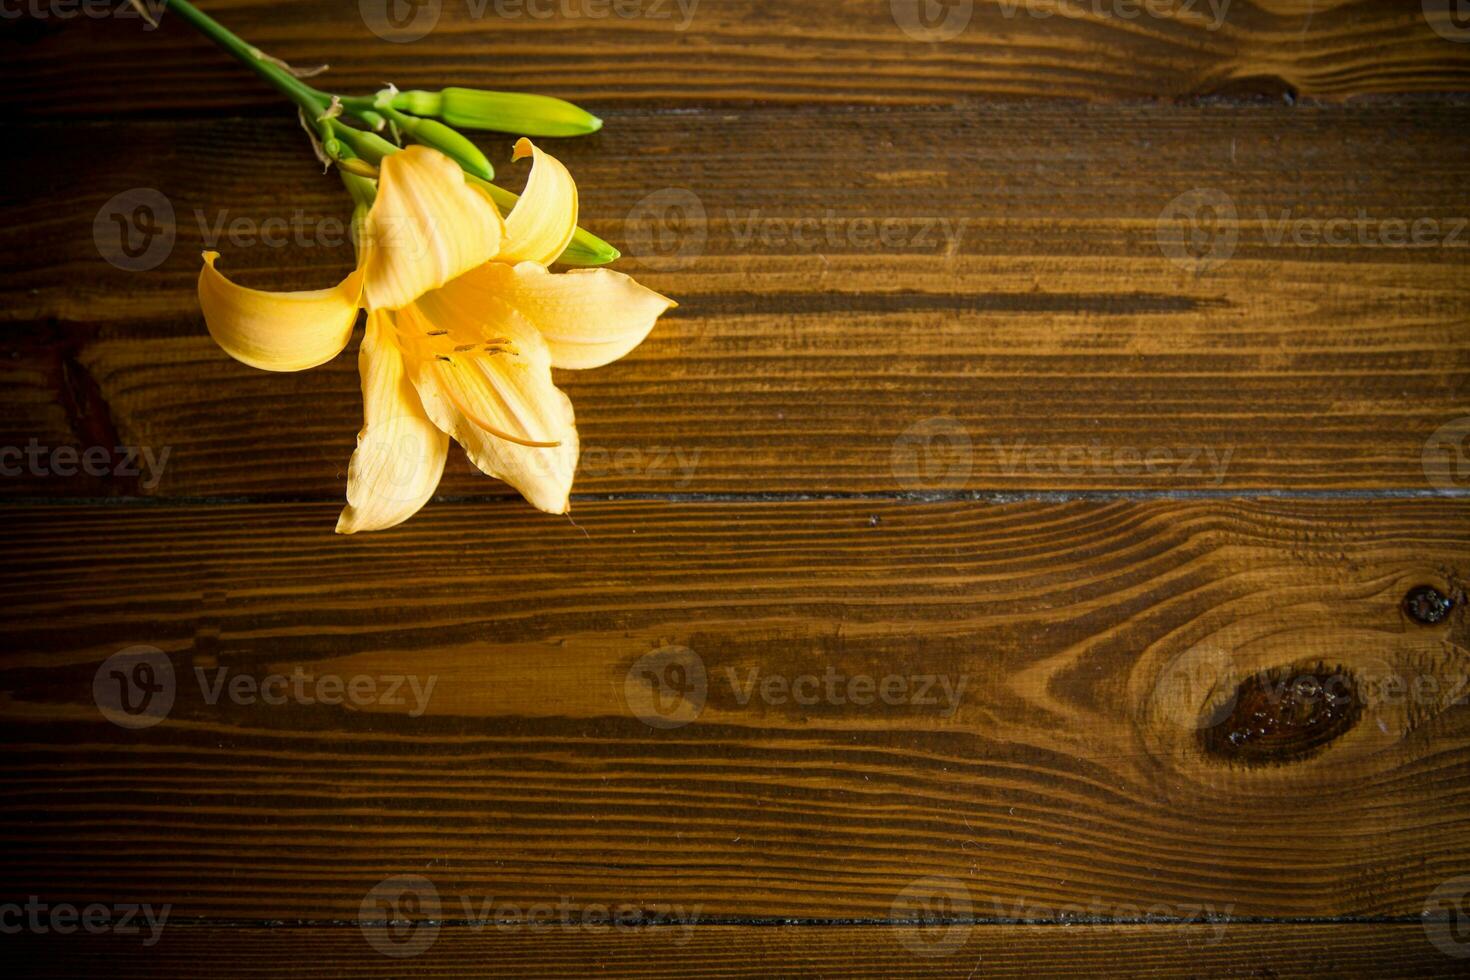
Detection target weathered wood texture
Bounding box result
[6,1,1470,974]
[9,923,1467,979]
[8,0,1470,112]
[4,104,1468,497]
[4,499,1468,920]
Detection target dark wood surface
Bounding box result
[10,0,1470,111]
[6,104,1468,496]
[3,0,1470,976]
[11,924,1466,979]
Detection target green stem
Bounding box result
[164,0,326,117]
[338,95,388,130]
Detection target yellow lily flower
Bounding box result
[198,140,675,533]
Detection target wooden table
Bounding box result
[4,1,1470,975]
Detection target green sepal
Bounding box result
[375,98,494,180]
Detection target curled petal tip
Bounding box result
[198,252,361,373]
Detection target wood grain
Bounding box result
[11,923,1468,978]
[3,498,1468,920]
[7,0,1470,113]
[3,104,1468,497]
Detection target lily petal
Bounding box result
[475,261,675,369]
[198,252,361,372]
[400,300,578,514]
[498,138,578,267]
[361,145,505,311]
[337,312,449,534]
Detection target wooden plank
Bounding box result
[9,923,1467,979]
[3,498,1468,920]
[3,104,1468,496]
[8,0,1470,113]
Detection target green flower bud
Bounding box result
[399,115,495,181]
[395,87,603,138]
[331,123,401,166]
